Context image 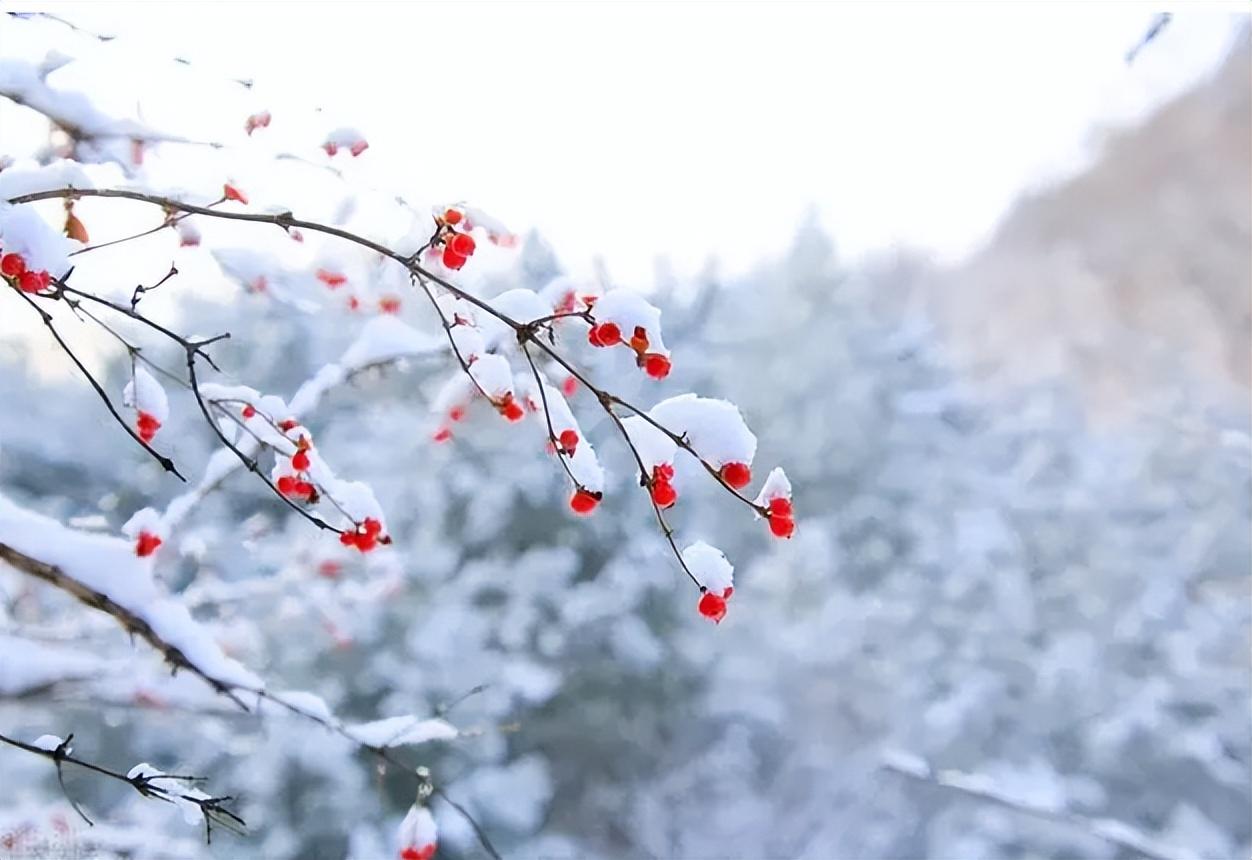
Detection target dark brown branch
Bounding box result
[185,349,345,535]
[0,542,246,708]
[8,186,772,586]
[13,285,185,480]
[1,539,498,856]
[0,730,245,841]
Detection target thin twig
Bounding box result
[12,286,185,480]
[0,730,245,841]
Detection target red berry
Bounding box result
[339,531,356,546]
[558,429,579,454]
[323,141,339,156]
[136,411,161,443]
[630,326,649,352]
[768,497,793,518]
[587,325,604,347]
[350,140,369,156]
[0,252,25,277]
[347,296,360,311]
[769,516,795,539]
[654,463,675,482]
[722,586,733,599]
[223,183,248,204]
[135,531,163,558]
[317,560,342,579]
[241,404,256,419]
[354,530,378,552]
[443,208,463,225]
[362,517,383,535]
[17,270,44,293]
[450,233,476,256]
[277,475,297,495]
[643,353,671,380]
[501,396,525,423]
[278,419,298,432]
[316,269,347,288]
[597,322,621,346]
[569,488,600,516]
[697,591,727,624]
[651,479,677,508]
[449,406,466,422]
[720,462,751,489]
[379,295,402,314]
[433,427,453,443]
[561,376,578,397]
[291,449,311,471]
[442,246,468,270]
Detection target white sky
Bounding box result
[4,2,1249,287]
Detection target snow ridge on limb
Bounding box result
[881,750,1189,860]
[0,494,259,702]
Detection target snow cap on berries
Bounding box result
[123,367,169,424]
[397,805,437,860]
[683,541,734,594]
[752,467,792,508]
[323,127,369,157]
[593,289,668,357]
[123,367,169,443]
[621,416,678,475]
[520,377,604,493]
[468,354,515,401]
[0,203,75,276]
[122,507,166,559]
[649,394,756,469]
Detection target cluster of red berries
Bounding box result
[400,845,435,860]
[276,474,316,500]
[1,250,53,294]
[719,462,752,490]
[437,208,477,270]
[277,436,317,500]
[650,463,677,508]
[339,517,388,553]
[587,321,671,380]
[136,411,162,444]
[569,487,601,516]
[244,111,272,135]
[766,497,795,539]
[697,585,734,624]
[134,530,163,558]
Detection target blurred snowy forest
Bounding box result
[1,14,1249,860]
